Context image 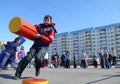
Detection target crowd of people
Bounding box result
[97,48,117,69]
[0,43,117,70]
[48,48,117,69]
[39,47,117,69]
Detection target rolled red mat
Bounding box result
[9,17,38,41]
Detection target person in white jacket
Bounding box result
[80,49,88,68]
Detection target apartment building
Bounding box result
[48,23,120,58]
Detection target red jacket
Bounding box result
[34,23,57,46]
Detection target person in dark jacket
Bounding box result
[14,15,57,80]
[93,52,98,68]
[60,51,67,68]
[0,37,21,69]
[73,53,77,68]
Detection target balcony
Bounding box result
[99,31,106,34]
[116,30,120,35]
[85,32,91,35]
[116,44,120,46]
[86,36,91,39]
[115,27,120,31]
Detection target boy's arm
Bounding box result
[39,30,55,44]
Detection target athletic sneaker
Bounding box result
[2,67,8,70]
[35,70,40,77]
[13,76,20,80]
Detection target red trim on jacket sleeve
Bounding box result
[34,24,40,31]
[39,30,55,44]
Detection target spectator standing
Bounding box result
[80,49,88,68]
[60,51,67,68]
[111,48,116,65]
[93,52,98,68]
[54,53,59,67]
[97,48,104,68]
[73,53,77,68]
[108,51,112,68]
[103,48,109,69]
[66,51,71,68]
[51,55,57,68]
[18,46,25,60]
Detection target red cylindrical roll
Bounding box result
[9,17,38,40]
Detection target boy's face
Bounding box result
[17,40,21,43]
[44,17,52,25]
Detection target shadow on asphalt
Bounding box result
[0,74,14,79]
[0,73,34,80]
[86,75,120,84]
[20,77,35,79]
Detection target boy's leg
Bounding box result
[2,59,12,70]
[1,54,10,68]
[34,47,47,76]
[0,52,6,64]
[11,59,17,69]
[14,47,36,79]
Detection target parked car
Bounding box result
[87,58,100,65]
[115,59,120,68]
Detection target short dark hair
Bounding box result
[14,37,20,42]
[44,15,52,20]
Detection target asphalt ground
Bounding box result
[0,66,120,84]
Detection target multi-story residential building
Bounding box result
[49,32,69,56]
[49,23,120,58]
[115,26,120,57]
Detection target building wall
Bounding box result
[48,23,120,58]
